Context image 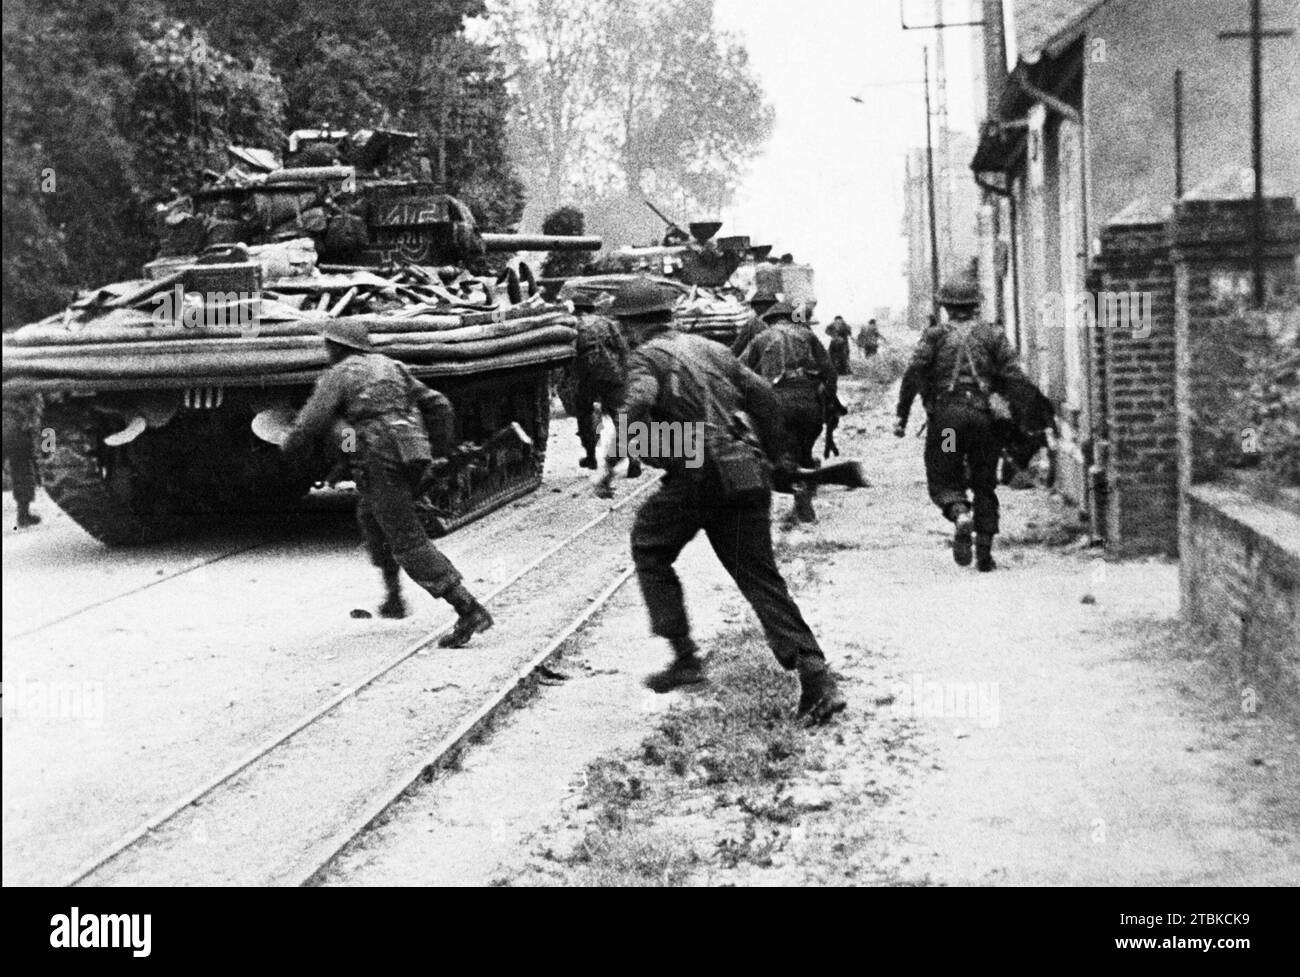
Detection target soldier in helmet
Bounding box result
[857,318,880,359]
[729,290,779,356]
[282,320,493,646]
[739,300,837,524]
[560,284,641,479]
[600,278,846,725]
[894,280,1027,572]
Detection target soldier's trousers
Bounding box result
[828,338,850,375]
[355,454,461,597]
[631,475,823,669]
[2,417,38,506]
[776,383,824,468]
[574,370,626,458]
[924,396,1001,535]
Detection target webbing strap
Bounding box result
[946,323,989,394]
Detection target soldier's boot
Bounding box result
[579,452,598,470]
[644,636,707,693]
[793,485,817,523]
[378,568,407,619]
[438,583,494,648]
[976,533,997,573]
[626,457,643,479]
[951,504,974,567]
[16,503,41,528]
[796,652,847,725]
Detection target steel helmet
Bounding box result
[762,300,796,321]
[607,277,679,318]
[937,279,981,308]
[318,319,373,352]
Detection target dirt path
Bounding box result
[327,346,1300,886]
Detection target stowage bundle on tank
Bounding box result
[3,129,602,546]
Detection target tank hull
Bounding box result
[5,307,571,546]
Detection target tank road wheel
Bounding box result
[40,402,184,545]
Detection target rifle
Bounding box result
[732,410,869,494]
[772,459,870,494]
[823,394,848,459]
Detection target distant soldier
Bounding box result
[729,290,779,356]
[3,390,43,528]
[894,281,1026,572]
[740,301,837,523]
[826,316,852,375]
[857,318,880,358]
[599,279,845,724]
[282,320,493,645]
[563,289,641,478]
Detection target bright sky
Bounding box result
[713,0,981,321]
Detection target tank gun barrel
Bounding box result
[480,233,602,253]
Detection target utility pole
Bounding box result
[924,47,941,312]
[1173,69,1185,199]
[933,0,954,278]
[903,0,986,294]
[1219,0,1294,307]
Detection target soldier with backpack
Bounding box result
[894,281,1027,572]
[562,286,641,478]
[597,278,846,725]
[739,301,838,524]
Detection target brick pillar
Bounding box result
[1173,191,1300,602]
[1087,202,1177,556]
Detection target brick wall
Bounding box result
[1182,485,1300,709]
[1172,196,1300,486]
[1088,213,1178,556]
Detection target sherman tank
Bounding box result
[576,201,789,345]
[1,128,601,546]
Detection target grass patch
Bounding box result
[557,628,818,885]
[855,342,911,389]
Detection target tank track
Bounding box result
[40,403,182,546]
[419,370,551,536]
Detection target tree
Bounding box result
[170,0,524,230]
[3,0,158,324]
[539,206,591,277]
[491,0,773,234]
[488,0,610,207]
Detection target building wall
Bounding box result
[1083,0,1300,241]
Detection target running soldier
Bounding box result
[600,278,845,724]
[282,320,493,645]
[562,287,641,478]
[857,319,880,359]
[894,281,1026,572]
[729,289,779,356]
[739,301,837,523]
